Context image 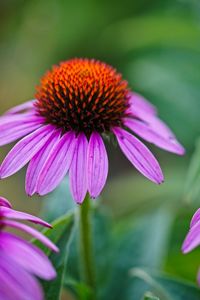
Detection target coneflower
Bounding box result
[0,58,185,203]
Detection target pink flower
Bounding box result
[0,58,185,203]
[0,196,58,300]
[182,208,200,285]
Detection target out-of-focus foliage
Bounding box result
[143,292,160,300]
[0,0,200,299]
[131,269,200,300]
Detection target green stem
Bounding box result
[79,194,96,294]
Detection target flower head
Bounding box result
[0,58,185,203]
[35,58,129,135]
[0,196,58,300]
[182,208,200,285]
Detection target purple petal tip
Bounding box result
[181,244,188,254]
[0,197,12,208]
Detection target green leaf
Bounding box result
[185,138,200,203]
[65,278,93,300]
[131,269,200,300]
[33,211,75,300]
[143,292,160,300]
[131,269,172,300]
[102,207,175,300]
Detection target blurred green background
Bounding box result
[0,0,200,299]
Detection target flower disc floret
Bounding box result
[35,58,129,135]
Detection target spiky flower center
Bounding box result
[35,58,129,135]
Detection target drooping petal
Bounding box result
[190,208,200,228]
[0,220,58,252]
[113,127,164,184]
[0,232,56,279]
[37,131,76,196]
[26,130,61,196]
[124,118,185,155]
[0,232,56,280]
[130,104,182,143]
[0,117,44,146]
[0,252,43,300]
[87,132,108,198]
[69,133,88,204]
[0,125,56,178]
[5,100,36,115]
[128,92,157,115]
[0,111,36,123]
[182,221,200,253]
[0,206,52,228]
[0,196,12,208]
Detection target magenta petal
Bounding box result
[0,112,44,145]
[190,208,200,228]
[0,232,56,279]
[87,132,108,198]
[0,125,56,178]
[124,118,185,155]
[113,127,164,184]
[182,221,200,253]
[37,131,76,196]
[0,196,12,208]
[130,105,183,145]
[69,133,88,204]
[0,252,43,300]
[0,220,58,252]
[26,130,61,196]
[5,100,35,115]
[0,111,36,124]
[0,206,52,228]
[0,120,43,146]
[128,92,157,115]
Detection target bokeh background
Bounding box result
[0,0,200,299]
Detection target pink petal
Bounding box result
[0,196,12,208]
[128,92,157,115]
[26,130,61,196]
[0,111,38,124]
[0,220,58,252]
[190,208,200,228]
[129,95,171,134]
[0,206,52,228]
[0,232,56,279]
[113,127,164,184]
[69,133,88,204]
[124,118,185,155]
[0,113,44,146]
[130,104,182,143]
[0,252,43,300]
[0,120,44,146]
[37,131,76,196]
[182,221,200,253]
[0,125,56,178]
[87,132,108,198]
[5,100,35,115]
